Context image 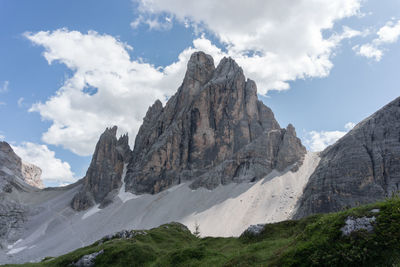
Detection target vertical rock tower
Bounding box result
[71,126,131,211]
[124,52,306,194]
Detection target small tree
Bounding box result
[193,221,201,238]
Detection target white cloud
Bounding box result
[305,122,356,151]
[134,0,362,92]
[131,15,172,30]
[353,43,383,61]
[377,20,400,43]
[26,0,364,156]
[0,81,9,93]
[25,29,202,156]
[0,134,4,140]
[12,142,76,185]
[354,19,400,61]
[306,130,347,152]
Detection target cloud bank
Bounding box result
[26,0,364,156]
[135,0,362,92]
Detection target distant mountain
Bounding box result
[0,142,43,189]
[295,96,400,218]
[0,141,43,249]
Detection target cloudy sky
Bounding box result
[1,0,400,186]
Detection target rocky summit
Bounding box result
[71,126,131,211]
[295,96,400,218]
[124,51,306,194]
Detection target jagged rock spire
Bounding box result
[71,126,131,211]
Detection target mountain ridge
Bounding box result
[295,95,400,218]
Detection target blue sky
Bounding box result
[0,0,399,186]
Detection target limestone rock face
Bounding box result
[295,96,400,218]
[0,141,44,248]
[0,197,26,249]
[0,141,44,189]
[71,126,131,211]
[21,162,43,189]
[125,51,306,194]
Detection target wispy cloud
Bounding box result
[305,122,356,151]
[354,19,400,61]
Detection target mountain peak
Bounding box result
[124,51,306,194]
[104,125,118,136]
[214,56,243,77]
[181,51,215,100]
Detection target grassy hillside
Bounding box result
[4,196,400,267]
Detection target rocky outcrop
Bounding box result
[0,141,44,189]
[341,216,376,236]
[125,51,306,194]
[73,249,104,267]
[241,224,265,237]
[71,127,131,211]
[21,162,43,189]
[295,96,400,218]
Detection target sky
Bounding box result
[0,0,400,187]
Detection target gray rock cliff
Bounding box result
[295,96,400,218]
[0,141,44,189]
[0,141,43,248]
[124,51,306,194]
[71,126,131,211]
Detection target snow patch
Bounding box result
[7,246,27,255]
[118,164,141,203]
[7,239,22,250]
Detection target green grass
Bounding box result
[4,197,400,267]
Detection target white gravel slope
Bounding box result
[0,152,319,264]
